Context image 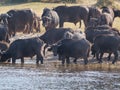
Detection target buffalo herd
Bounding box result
[0,5,120,65]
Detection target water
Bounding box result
[0,59,120,90]
[2,31,119,90]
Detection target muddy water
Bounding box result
[0,59,120,90]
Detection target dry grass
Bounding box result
[0,2,120,32]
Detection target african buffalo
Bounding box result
[85,25,120,43]
[49,39,91,65]
[39,28,74,56]
[0,37,44,64]
[0,24,10,43]
[41,8,59,31]
[98,13,113,26]
[100,6,114,26]
[0,8,36,36]
[88,6,101,22]
[101,6,114,18]
[53,5,89,28]
[91,35,120,64]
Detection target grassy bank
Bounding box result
[0,2,120,32]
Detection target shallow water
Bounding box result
[1,33,120,90]
[0,59,120,90]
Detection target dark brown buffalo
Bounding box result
[0,24,10,43]
[0,37,44,64]
[39,28,74,55]
[49,39,91,65]
[91,35,120,64]
[41,8,59,31]
[53,5,89,28]
[0,8,36,36]
[85,25,120,43]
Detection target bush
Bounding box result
[96,0,114,7]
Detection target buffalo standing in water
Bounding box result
[0,37,44,64]
[91,35,120,64]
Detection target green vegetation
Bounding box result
[96,0,114,7]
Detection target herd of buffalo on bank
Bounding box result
[0,5,120,65]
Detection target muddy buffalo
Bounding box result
[0,37,44,64]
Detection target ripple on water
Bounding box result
[0,62,120,90]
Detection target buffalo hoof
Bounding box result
[112,61,116,64]
[84,60,88,65]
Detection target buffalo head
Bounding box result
[0,14,11,25]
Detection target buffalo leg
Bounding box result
[66,57,70,64]
[99,52,104,63]
[107,53,112,61]
[96,51,100,62]
[8,59,11,62]
[79,21,81,28]
[59,20,64,27]
[58,54,62,61]
[36,52,43,64]
[83,56,88,65]
[73,58,77,64]
[112,51,118,64]
[61,56,65,65]
[21,57,24,64]
[43,44,48,56]
[12,57,16,64]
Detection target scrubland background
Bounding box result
[0,0,120,32]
